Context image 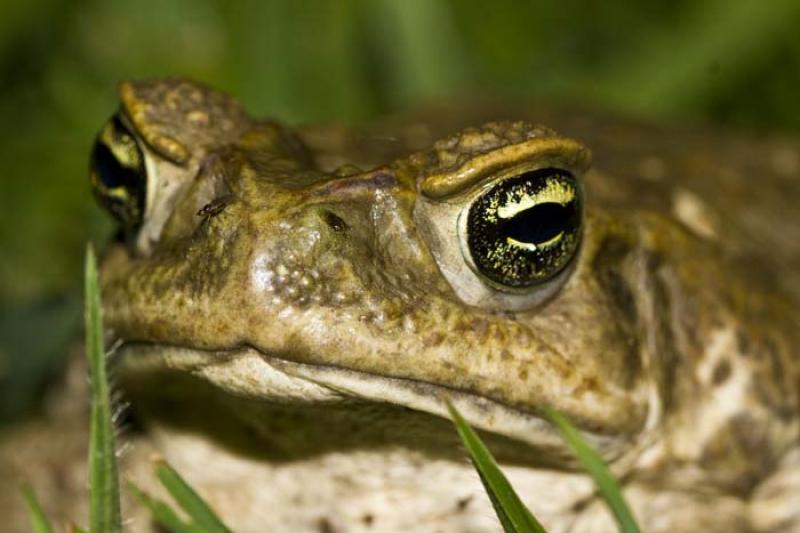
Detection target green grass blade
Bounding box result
[21,485,54,533]
[85,244,122,533]
[543,408,640,533]
[129,482,194,533]
[446,401,546,533]
[155,461,232,533]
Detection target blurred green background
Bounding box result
[2,0,799,422]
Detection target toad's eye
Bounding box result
[89,114,146,233]
[465,168,582,288]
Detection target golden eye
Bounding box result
[89,114,146,233]
[466,168,582,288]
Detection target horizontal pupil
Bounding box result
[92,140,137,189]
[504,202,573,245]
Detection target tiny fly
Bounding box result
[197,194,234,219]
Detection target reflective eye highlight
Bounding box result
[89,115,146,232]
[466,168,582,288]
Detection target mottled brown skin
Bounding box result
[2,78,799,532]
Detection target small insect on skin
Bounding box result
[197,194,235,219]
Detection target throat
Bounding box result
[125,412,600,533]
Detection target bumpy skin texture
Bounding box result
[3,79,799,532]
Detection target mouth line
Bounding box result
[115,340,629,460]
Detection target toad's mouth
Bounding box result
[116,341,647,465]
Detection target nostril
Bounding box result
[322,210,348,232]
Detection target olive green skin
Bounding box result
[2,79,799,532]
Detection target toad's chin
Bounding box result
[116,342,648,466]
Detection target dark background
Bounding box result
[2,0,799,422]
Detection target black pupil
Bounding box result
[92,139,135,189]
[504,202,576,246]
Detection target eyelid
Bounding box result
[420,136,590,199]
